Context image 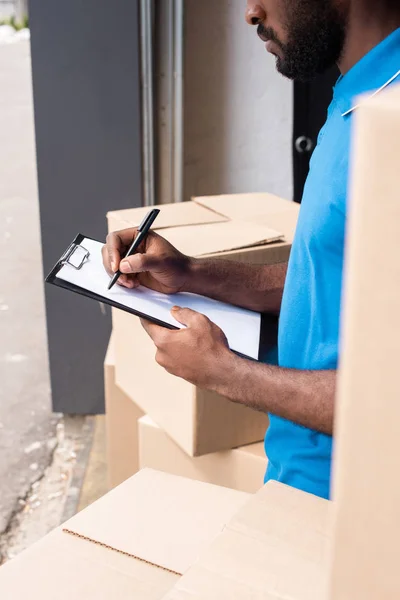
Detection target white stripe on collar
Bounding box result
[341,68,400,117]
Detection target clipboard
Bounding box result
[46,234,262,360]
[46,234,180,331]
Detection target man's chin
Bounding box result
[275,57,295,80]
[275,57,317,82]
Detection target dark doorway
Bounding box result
[293,66,340,203]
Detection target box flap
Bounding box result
[63,468,249,575]
[253,209,299,243]
[162,221,283,257]
[194,193,294,220]
[107,201,228,231]
[0,529,178,600]
[164,481,332,600]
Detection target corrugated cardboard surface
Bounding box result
[0,470,249,599]
[108,194,299,263]
[162,220,282,256]
[139,416,267,493]
[110,193,296,456]
[194,193,299,251]
[0,529,178,600]
[164,481,332,600]
[113,307,269,456]
[105,335,144,488]
[330,87,400,599]
[108,200,283,258]
[107,200,228,231]
[194,192,295,221]
[113,308,197,454]
[64,468,249,575]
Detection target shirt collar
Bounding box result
[333,27,400,117]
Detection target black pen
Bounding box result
[107,208,160,291]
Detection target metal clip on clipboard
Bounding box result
[60,243,90,270]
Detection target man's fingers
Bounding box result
[101,244,114,276]
[171,306,207,327]
[106,229,140,272]
[117,274,139,289]
[107,228,139,247]
[120,253,162,275]
[105,232,124,272]
[102,256,138,288]
[140,318,170,346]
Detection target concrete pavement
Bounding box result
[0,41,58,540]
[0,42,105,565]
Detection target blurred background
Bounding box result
[0,0,337,563]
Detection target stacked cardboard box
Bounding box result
[104,335,144,489]
[164,478,333,600]
[0,470,249,599]
[105,192,300,490]
[329,85,400,599]
[139,415,268,494]
[106,333,269,493]
[0,469,333,600]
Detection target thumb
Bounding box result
[171,306,205,327]
[120,253,162,274]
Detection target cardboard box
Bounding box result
[105,335,144,488]
[0,469,249,599]
[139,415,268,493]
[330,87,400,599]
[164,479,332,600]
[195,191,300,240]
[109,194,299,456]
[0,529,178,600]
[107,193,299,265]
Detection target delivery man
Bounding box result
[103,1,400,500]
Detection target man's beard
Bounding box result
[258,1,346,81]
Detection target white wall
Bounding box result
[0,1,15,18]
[184,0,293,202]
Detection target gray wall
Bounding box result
[30,0,143,413]
[184,0,293,202]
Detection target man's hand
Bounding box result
[140,306,233,388]
[102,228,192,294]
[103,226,287,313]
[141,307,335,435]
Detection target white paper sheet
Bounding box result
[56,238,261,360]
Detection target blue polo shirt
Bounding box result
[264,28,400,499]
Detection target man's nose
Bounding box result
[245,2,266,26]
